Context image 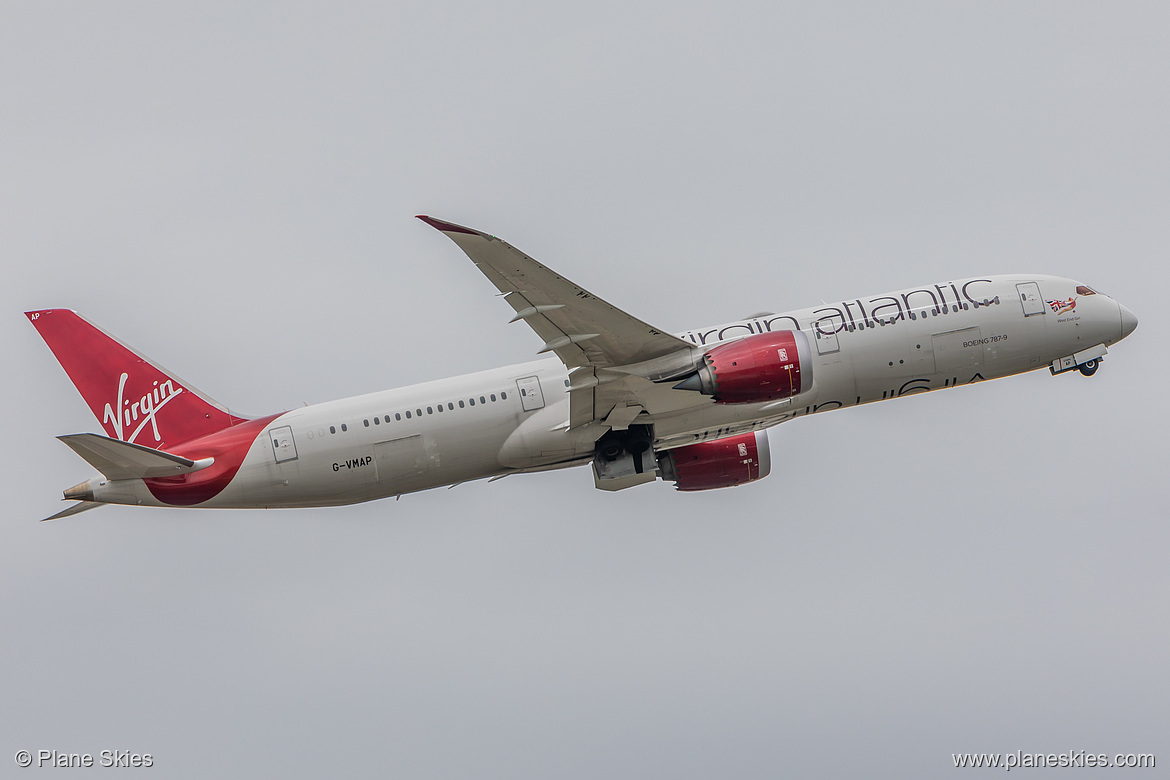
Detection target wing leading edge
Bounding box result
[417,216,696,371]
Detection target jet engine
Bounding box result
[674,331,812,404]
[657,431,771,491]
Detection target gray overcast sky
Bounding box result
[3,2,1167,777]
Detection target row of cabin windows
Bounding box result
[371,392,507,424]
[822,299,998,335]
[325,391,510,434]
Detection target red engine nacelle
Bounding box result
[657,431,771,491]
[674,330,812,404]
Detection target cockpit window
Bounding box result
[1076,285,1098,296]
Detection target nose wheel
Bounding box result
[1051,345,1108,377]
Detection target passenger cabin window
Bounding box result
[330,426,336,434]
[341,424,347,432]
[459,400,465,408]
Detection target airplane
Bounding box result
[28,216,1138,521]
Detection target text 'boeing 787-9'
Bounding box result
[28,216,1138,520]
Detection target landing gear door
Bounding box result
[1016,282,1046,317]
[516,376,545,411]
[269,425,298,463]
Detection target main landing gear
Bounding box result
[592,425,658,492]
[1078,358,1100,377]
[595,424,653,466]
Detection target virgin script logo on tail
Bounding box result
[102,372,185,444]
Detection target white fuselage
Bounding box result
[89,274,1132,509]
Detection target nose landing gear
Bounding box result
[1050,344,1108,377]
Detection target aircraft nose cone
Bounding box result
[1119,303,1138,339]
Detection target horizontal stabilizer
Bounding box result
[58,433,214,481]
[42,501,104,522]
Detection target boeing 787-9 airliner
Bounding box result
[28,216,1138,520]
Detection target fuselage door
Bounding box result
[1016,282,1046,317]
[812,320,841,355]
[269,425,298,463]
[516,376,546,411]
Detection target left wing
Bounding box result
[417,216,696,371]
[419,216,706,430]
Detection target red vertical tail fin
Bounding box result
[26,309,247,449]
